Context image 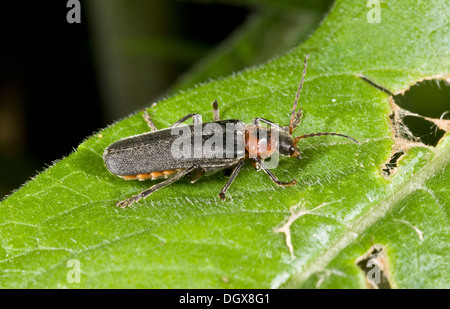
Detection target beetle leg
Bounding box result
[255,158,297,186]
[116,165,198,208]
[218,159,245,201]
[252,117,284,129]
[170,113,203,128]
[212,100,220,121]
[142,109,158,131]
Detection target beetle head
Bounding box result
[278,130,302,159]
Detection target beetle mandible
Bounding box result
[103,55,359,208]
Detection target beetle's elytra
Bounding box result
[103,55,359,208]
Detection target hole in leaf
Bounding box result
[356,244,392,289]
[393,80,449,146]
[381,150,404,177]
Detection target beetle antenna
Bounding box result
[289,54,310,135]
[294,132,359,146]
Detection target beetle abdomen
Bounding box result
[103,120,246,177]
[103,128,189,176]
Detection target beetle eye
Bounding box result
[289,146,296,156]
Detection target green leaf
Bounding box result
[1,0,448,288]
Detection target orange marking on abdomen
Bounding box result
[163,169,177,177]
[123,175,137,180]
[121,169,183,181]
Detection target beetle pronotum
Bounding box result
[103,55,359,208]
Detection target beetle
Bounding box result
[103,55,359,208]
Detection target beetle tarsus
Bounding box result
[275,178,297,186]
[283,179,297,186]
[212,100,220,121]
[142,110,158,132]
[218,192,226,201]
[116,194,142,208]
